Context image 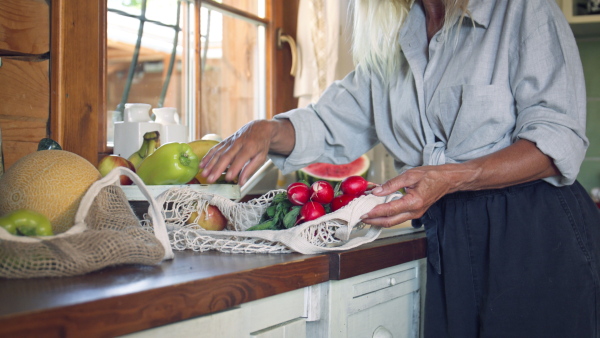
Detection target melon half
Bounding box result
[0,150,101,234]
[296,154,370,186]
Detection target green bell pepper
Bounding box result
[0,209,54,236]
[137,142,200,185]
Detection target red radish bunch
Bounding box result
[310,181,335,204]
[282,177,380,226]
[296,202,326,224]
[340,176,377,196]
[331,194,357,212]
[287,182,310,206]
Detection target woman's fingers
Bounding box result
[361,193,423,227]
[362,166,457,226]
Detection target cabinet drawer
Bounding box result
[251,317,306,338]
[122,288,306,338]
[353,268,416,298]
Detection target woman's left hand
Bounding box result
[361,164,469,227]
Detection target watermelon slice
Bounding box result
[296,154,370,186]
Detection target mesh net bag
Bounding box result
[0,168,173,279]
[151,187,403,255]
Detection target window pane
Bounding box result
[200,7,266,139]
[107,1,193,147]
[107,0,142,16]
[145,0,180,25]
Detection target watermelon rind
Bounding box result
[296,154,370,186]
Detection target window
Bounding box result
[199,1,267,138]
[105,0,297,151]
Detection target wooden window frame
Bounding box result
[50,0,297,166]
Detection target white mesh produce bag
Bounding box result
[152,187,403,255]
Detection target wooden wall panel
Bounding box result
[0,0,50,170]
[0,0,49,54]
[0,59,49,168]
[0,59,49,120]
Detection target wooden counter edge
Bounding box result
[329,231,427,280]
[0,255,329,338]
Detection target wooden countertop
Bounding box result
[0,231,426,337]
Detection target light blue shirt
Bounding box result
[271,0,588,186]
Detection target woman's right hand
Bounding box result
[199,119,295,186]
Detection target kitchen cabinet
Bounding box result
[307,260,422,338]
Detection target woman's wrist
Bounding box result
[268,118,296,155]
[437,162,482,194]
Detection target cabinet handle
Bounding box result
[389,277,397,286]
[373,326,393,338]
[276,28,298,77]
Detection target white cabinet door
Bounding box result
[308,260,421,338]
[347,292,416,338]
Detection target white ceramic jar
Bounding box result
[152,107,187,144]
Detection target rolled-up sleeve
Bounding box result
[511,18,588,186]
[270,69,380,174]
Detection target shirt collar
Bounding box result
[398,0,493,48]
[463,0,493,29]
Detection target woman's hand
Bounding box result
[200,119,295,185]
[362,164,473,227]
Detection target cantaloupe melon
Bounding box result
[0,150,101,234]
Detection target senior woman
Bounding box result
[201,0,600,336]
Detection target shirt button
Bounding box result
[436,35,442,42]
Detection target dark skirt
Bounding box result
[421,180,600,338]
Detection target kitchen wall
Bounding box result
[577,37,600,193]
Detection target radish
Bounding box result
[340,176,377,196]
[331,194,357,212]
[296,201,326,224]
[287,182,310,206]
[310,181,334,204]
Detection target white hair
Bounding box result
[351,0,470,81]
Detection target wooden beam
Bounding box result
[50,0,106,166]
[268,0,299,118]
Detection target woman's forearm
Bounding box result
[446,139,561,193]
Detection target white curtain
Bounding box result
[294,0,354,108]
